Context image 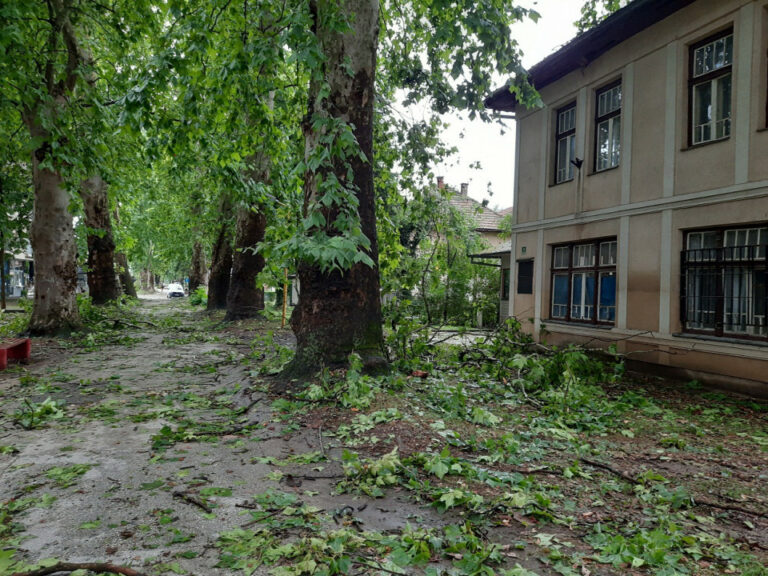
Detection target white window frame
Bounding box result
[690,31,733,145]
[555,104,576,184]
[595,82,622,171]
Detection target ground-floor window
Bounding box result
[517,260,533,294]
[550,238,617,325]
[682,225,767,340]
[501,268,510,299]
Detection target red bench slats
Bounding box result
[0,338,31,370]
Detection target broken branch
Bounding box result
[173,490,213,513]
[11,561,146,576]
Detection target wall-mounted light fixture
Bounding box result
[570,157,584,170]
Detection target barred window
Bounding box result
[681,226,767,340]
[551,239,617,324]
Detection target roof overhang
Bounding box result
[485,0,696,112]
[469,249,509,260]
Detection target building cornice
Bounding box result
[509,181,768,234]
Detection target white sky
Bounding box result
[435,0,585,210]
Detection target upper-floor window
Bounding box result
[595,82,621,171]
[555,103,576,184]
[690,31,733,145]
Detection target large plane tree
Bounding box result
[286,0,537,373]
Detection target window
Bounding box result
[517,260,533,294]
[682,226,767,340]
[555,103,576,183]
[502,268,510,300]
[595,82,621,171]
[551,239,617,324]
[689,31,733,145]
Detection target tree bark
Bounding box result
[207,197,233,311]
[23,118,80,334]
[189,241,206,293]
[1,239,6,311]
[115,252,137,298]
[225,206,266,321]
[79,175,120,305]
[288,0,385,374]
[111,208,137,298]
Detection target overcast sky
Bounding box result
[435,0,585,210]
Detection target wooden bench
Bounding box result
[0,338,31,370]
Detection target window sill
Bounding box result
[548,179,575,188]
[757,127,768,133]
[545,319,615,330]
[672,332,768,348]
[681,136,730,152]
[588,165,620,177]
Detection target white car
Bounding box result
[167,283,185,298]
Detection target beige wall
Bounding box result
[506,0,768,391]
[626,213,661,332]
[630,49,666,203]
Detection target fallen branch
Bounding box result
[579,457,640,484]
[581,458,768,518]
[11,562,146,576]
[236,397,262,415]
[352,557,413,576]
[173,490,212,513]
[694,497,768,519]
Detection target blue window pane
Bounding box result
[599,273,616,322]
[585,275,595,303]
[553,274,568,318]
[554,275,568,305]
[599,275,616,306]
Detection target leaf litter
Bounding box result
[0,300,766,576]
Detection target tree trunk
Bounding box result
[115,252,137,298]
[225,206,266,320]
[26,136,80,334]
[1,239,6,311]
[22,0,89,334]
[207,197,233,311]
[111,207,137,298]
[189,241,206,293]
[288,0,385,374]
[79,175,120,305]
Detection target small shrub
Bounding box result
[189,287,208,306]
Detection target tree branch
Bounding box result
[11,562,147,576]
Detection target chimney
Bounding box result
[437,176,445,190]
[460,183,468,196]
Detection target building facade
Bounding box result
[487,0,768,392]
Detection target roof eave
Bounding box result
[485,0,696,112]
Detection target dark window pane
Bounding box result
[517,261,533,294]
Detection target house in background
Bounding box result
[2,243,34,299]
[437,177,508,250]
[486,0,768,393]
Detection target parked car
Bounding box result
[167,283,185,298]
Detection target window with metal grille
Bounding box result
[551,239,617,324]
[689,30,733,145]
[681,226,767,340]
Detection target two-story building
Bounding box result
[486,0,768,393]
